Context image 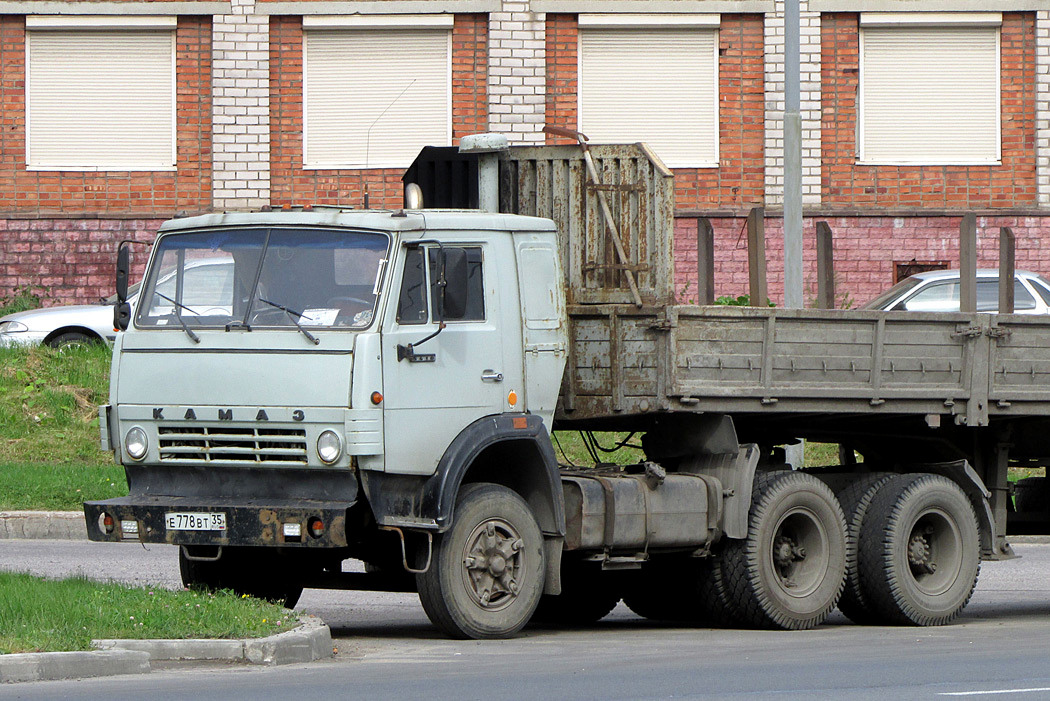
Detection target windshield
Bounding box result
[136,227,389,330]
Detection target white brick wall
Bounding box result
[212,0,271,211]
[1037,11,1050,207]
[765,2,822,207]
[489,1,546,144]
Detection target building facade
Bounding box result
[0,0,1046,306]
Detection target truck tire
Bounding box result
[857,473,980,626]
[532,560,620,626]
[179,547,303,609]
[416,483,545,639]
[719,471,847,630]
[835,473,893,624]
[697,556,744,627]
[1014,476,1049,513]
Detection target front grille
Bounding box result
[158,426,308,465]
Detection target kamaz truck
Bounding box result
[85,135,1050,638]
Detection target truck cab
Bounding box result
[86,206,570,635]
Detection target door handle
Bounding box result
[481,370,504,382]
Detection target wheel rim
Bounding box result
[905,507,963,596]
[460,517,526,612]
[768,507,829,598]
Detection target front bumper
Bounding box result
[84,496,354,548]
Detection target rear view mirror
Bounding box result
[439,247,468,320]
[114,244,131,331]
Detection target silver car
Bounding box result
[0,258,235,348]
[863,269,1050,314]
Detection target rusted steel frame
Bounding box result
[816,220,835,310]
[543,125,644,308]
[960,212,977,313]
[697,217,715,305]
[1000,226,1015,314]
[747,207,767,307]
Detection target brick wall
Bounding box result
[543,14,765,211]
[0,16,212,217]
[269,14,487,209]
[821,12,1037,209]
[0,219,158,306]
[673,213,1050,307]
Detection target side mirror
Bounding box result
[114,244,131,331]
[439,248,468,320]
[116,244,130,303]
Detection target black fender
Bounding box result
[360,413,566,538]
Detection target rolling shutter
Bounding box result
[304,26,451,169]
[27,28,175,170]
[860,23,1000,165]
[579,25,718,168]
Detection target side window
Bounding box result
[429,247,485,322]
[901,281,958,311]
[397,248,428,324]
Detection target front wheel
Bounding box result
[718,471,847,630]
[857,473,980,626]
[416,483,545,639]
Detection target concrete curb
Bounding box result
[1,617,332,684]
[0,511,85,540]
[0,650,150,684]
[93,615,333,666]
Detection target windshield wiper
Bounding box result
[152,291,200,344]
[257,298,320,346]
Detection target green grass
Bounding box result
[0,572,294,654]
[0,344,121,510]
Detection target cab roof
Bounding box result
[158,208,556,235]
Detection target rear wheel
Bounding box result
[719,471,847,630]
[857,474,980,626]
[835,473,893,624]
[179,546,303,609]
[416,483,545,639]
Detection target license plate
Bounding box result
[165,512,227,531]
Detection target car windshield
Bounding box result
[862,276,923,310]
[136,227,389,330]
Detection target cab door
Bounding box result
[380,242,507,475]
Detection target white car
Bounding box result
[0,258,234,348]
[863,269,1050,314]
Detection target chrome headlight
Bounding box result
[317,430,343,464]
[124,426,148,461]
[0,320,28,333]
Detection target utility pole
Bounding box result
[784,0,805,471]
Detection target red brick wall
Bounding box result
[269,15,488,209]
[673,214,1050,307]
[0,218,158,306]
[821,12,1037,209]
[544,14,765,211]
[0,16,212,217]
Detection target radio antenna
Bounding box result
[364,79,417,209]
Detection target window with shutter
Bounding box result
[859,14,1001,165]
[578,16,719,169]
[303,17,452,169]
[26,17,176,171]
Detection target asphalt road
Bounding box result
[3,540,1050,699]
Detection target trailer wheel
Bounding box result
[835,473,893,624]
[179,547,303,609]
[416,483,545,639]
[532,560,620,626]
[720,471,847,630]
[858,473,980,626]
